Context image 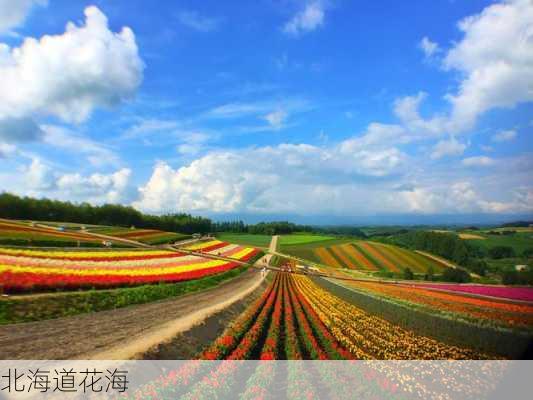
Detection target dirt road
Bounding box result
[0,269,266,360]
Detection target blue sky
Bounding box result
[0,0,532,220]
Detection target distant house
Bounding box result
[192,233,201,239]
[103,241,113,248]
[515,265,528,271]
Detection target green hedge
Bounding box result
[312,277,532,359]
[0,266,249,325]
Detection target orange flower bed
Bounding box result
[314,247,343,269]
[348,244,379,271]
[358,242,400,272]
[329,245,358,270]
[343,280,533,328]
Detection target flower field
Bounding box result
[125,273,508,400]
[90,227,189,245]
[409,283,533,302]
[313,241,446,273]
[0,220,112,246]
[199,272,485,360]
[0,247,251,293]
[340,280,533,329]
[182,240,259,262]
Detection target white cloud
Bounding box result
[0,0,46,34]
[176,130,213,155]
[462,155,496,167]
[283,1,326,36]
[430,136,467,159]
[443,0,533,132]
[0,142,16,158]
[393,92,447,137]
[134,138,408,213]
[491,129,517,142]
[13,159,133,204]
[23,158,55,190]
[41,124,120,167]
[263,109,288,130]
[399,181,530,214]
[122,119,180,139]
[177,10,221,32]
[56,168,132,203]
[0,6,144,124]
[419,36,440,58]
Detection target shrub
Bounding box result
[403,267,414,280]
[441,267,471,283]
[488,246,515,259]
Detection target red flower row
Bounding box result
[0,262,239,292]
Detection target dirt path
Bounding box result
[0,269,266,360]
[415,250,481,278]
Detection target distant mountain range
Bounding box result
[205,213,533,227]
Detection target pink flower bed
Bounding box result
[415,283,533,302]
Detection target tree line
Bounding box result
[0,193,211,234]
[380,230,488,277]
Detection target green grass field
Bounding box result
[215,233,272,247]
[461,230,532,255]
[278,233,334,245]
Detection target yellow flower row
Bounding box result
[0,259,228,277]
[0,247,175,259]
[229,247,256,260]
[292,275,486,360]
[184,240,223,250]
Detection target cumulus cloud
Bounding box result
[283,1,326,36]
[0,6,143,124]
[56,168,132,203]
[23,158,55,190]
[430,136,467,159]
[491,129,517,142]
[399,181,530,214]
[462,155,496,167]
[14,158,133,203]
[0,0,46,34]
[419,36,440,58]
[177,10,221,32]
[134,137,408,214]
[443,0,533,132]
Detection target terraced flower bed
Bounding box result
[0,247,248,293]
[411,283,533,302]
[183,240,259,262]
[341,280,533,329]
[312,241,446,273]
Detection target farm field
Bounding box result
[0,219,129,247]
[338,279,533,330]
[308,240,446,274]
[215,233,272,248]
[181,239,261,261]
[200,272,485,360]
[0,245,258,293]
[89,227,190,245]
[279,237,355,264]
[278,233,334,245]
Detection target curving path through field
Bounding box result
[0,268,267,360]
